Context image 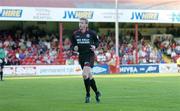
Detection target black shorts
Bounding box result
[0,58,5,69]
[79,53,95,69]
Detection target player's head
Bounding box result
[79,17,88,31]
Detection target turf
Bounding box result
[0,75,180,111]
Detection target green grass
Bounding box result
[0,75,180,111]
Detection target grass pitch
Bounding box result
[0,74,180,111]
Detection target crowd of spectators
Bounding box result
[153,34,180,63]
[118,32,164,64]
[0,27,60,65]
[0,27,180,66]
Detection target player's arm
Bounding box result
[94,34,100,48]
[70,32,78,51]
[91,31,100,50]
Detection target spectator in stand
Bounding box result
[138,47,147,64]
[26,38,32,48]
[63,38,71,51]
[177,57,180,72]
[0,42,6,81]
[175,45,180,54]
[171,49,177,62]
[19,50,26,60]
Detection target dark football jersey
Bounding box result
[71,29,99,55]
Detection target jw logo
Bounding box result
[171,12,180,22]
[131,12,159,20]
[63,11,93,19]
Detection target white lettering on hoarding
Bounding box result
[146,66,157,73]
[15,67,36,75]
[121,67,138,73]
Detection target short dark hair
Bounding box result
[80,17,88,24]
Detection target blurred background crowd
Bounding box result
[0,26,180,66]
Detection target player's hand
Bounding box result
[90,45,96,51]
[74,46,78,51]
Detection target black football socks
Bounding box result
[84,78,90,97]
[0,71,3,81]
[90,78,98,94]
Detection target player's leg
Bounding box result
[79,56,91,103]
[82,65,91,103]
[0,66,3,81]
[89,73,101,103]
[89,55,101,103]
[0,58,3,81]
